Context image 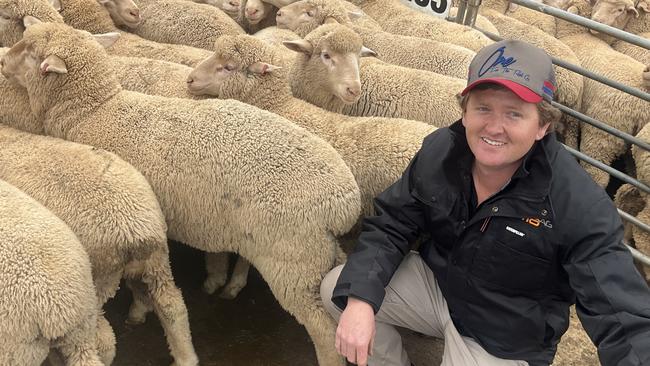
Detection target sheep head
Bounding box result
[283,23,375,105]
[218,0,241,16]
[97,0,140,28]
[0,0,63,47]
[187,35,283,103]
[1,20,120,116]
[244,0,274,24]
[276,0,357,37]
[590,0,638,32]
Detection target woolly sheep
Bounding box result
[557,0,648,187]
[629,124,650,282]
[614,183,648,281]
[0,0,64,46]
[237,0,278,33]
[130,0,245,49]
[345,0,494,52]
[96,0,142,28]
[589,0,650,88]
[188,34,437,296]
[3,21,361,366]
[189,0,241,18]
[0,84,198,363]
[276,0,475,79]
[473,0,585,149]
[0,50,42,134]
[285,24,465,125]
[0,179,101,366]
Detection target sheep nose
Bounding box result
[346,86,360,98]
[276,10,282,17]
[246,8,258,16]
[130,8,140,19]
[186,76,194,84]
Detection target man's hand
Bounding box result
[335,297,376,366]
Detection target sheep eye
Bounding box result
[0,12,11,20]
[225,64,235,71]
[322,52,331,60]
[306,10,314,17]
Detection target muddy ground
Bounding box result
[104,241,598,366]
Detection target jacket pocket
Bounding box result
[470,239,551,292]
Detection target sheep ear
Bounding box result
[40,55,67,75]
[23,16,43,28]
[248,62,282,75]
[48,0,62,11]
[360,45,377,57]
[93,32,120,48]
[507,2,519,11]
[324,16,339,24]
[627,4,640,17]
[637,0,649,13]
[347,10,363,20]
[282,39,313,55]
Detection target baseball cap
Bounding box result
[461,39,557,103]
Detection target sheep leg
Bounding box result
[96,315,116,365]
[125,279,154,325]
[255,235,345,366]
[54,313,103,366]
[219,256,251,299]
[94,270,123,307]
[203,251,230,294]
[579,124,628,188]
[130,249,199,366]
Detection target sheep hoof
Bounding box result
[125,314,147,325]
[218,285,242,300]
[202,276,226,295]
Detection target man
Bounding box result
[320,39,650,366]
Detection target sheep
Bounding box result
[589,0,650,88]
[3,21,362,366]
[237,0,278,33]
[285,23,465,125]
[188,34,437,298]
[0,179,102,366]
[497,0,559,36]
[0,0,64,46]
[276,0,475,79]
[129,0,245,50]
[188,0,242,19]
[0,95,199,364]
[344,0,494,52]
[629,123,650,282]
[614,183,648,281]
[556,0,648,187]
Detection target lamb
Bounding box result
[344,0,494,52]
[589,0,650,87]
[130,0,245,50]
[188,34,437,298]
[276,0,475,79]
[189,0,242,18]
[0,179,102,366]
[0,0,64,46]
[237,0,278,33]
[0,78,198,363]
[556,0,648,187]
[3,21,362,366]
[285,23,465,125]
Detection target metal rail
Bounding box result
[620,209,650,235]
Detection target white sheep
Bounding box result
[0,179,102,366]
[276,0,476,79]
[0,0,64,46]
[236,0,278,33]
[629,123,650,282]
[285,23,465,125]
[556,0,648,187]
[589,0,650,88]
[187,34,437,298]
[614,183,648,281]
[130,0,245,49]
[188,0,242,19]
[345,0,494,52]
[3,21,362,366]
[0,76,198,363]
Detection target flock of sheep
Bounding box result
[0,0,647,364]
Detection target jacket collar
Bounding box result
[446,119,556,200]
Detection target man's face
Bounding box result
[462,87,549,173]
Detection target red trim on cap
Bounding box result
[461,78,542,103]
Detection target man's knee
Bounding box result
[320,264,345,318]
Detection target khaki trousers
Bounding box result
[320,252,529,366]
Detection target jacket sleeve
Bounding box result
[562,196,650,366]
[331,149,428,313]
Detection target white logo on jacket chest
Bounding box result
[506,226,525,237]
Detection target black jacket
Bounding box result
[332,120,650,366]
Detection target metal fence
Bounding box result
[453,0,650,266]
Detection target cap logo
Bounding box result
[478,46,517,77]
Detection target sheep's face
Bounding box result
[590,0,638,32]
[98,0,141,28]
[0,0,62,47]
[0,39,39,87]
[276,1,320,32]
[187,54,234,97]
[245,0,273,24]
[219,0,241,16]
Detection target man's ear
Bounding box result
[360,45,377,57]
[248,62,282,75]
[40,55,67,75]
[282,39,313,55]
[23,16,43,28]
[48,0,63,11]
[93,32,120,48]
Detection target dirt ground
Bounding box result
[104,241,598,366]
